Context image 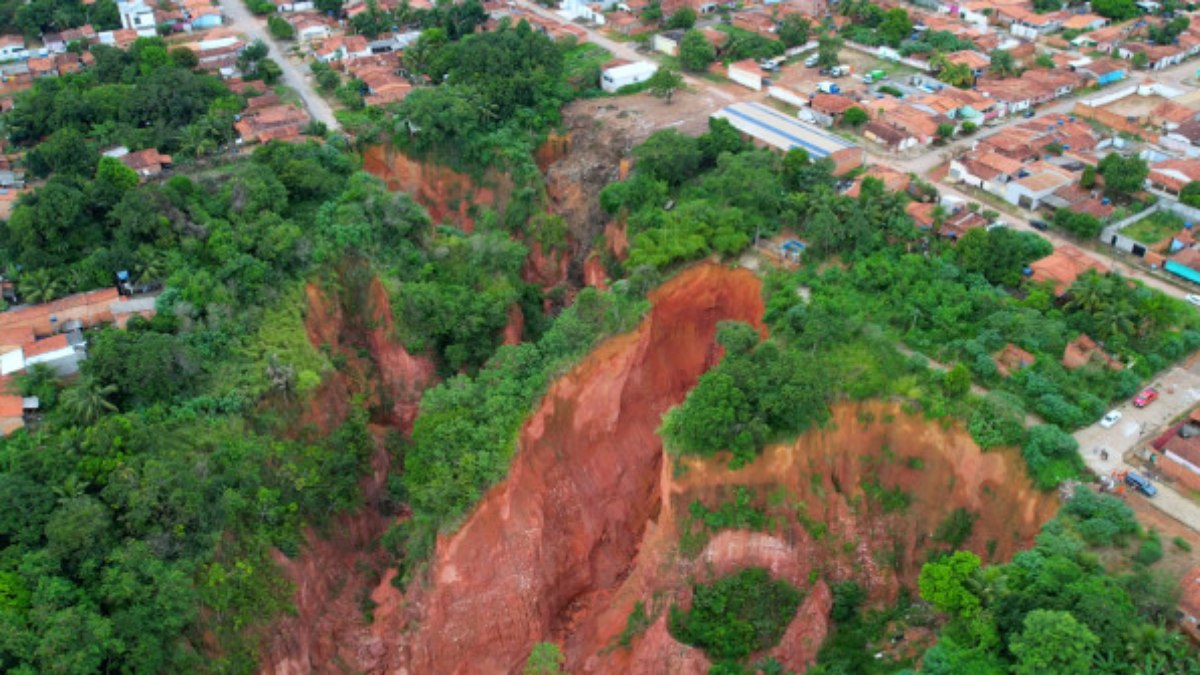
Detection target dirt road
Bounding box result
[218,0,341,130]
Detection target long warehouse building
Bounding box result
[713,101,864,176]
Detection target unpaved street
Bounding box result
[218,0,340,130]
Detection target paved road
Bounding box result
[1074,362,1200,533]
[219,0,341,130]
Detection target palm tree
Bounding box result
[1095,301,1135,341]
[19,269,63,305]
[59,376,118,426]
[1066,271,1110,315]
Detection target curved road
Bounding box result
[219,0,341,130]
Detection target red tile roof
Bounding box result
[23,333,70,358]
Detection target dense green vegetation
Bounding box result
[0,0,119,37]
[917,488,1193,672]
[392,285,647,577]
[668,568,802,666]
[661,321,830,467]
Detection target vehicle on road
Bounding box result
[817,81,841,94]
[1023,109,1036,118]
[1100,410,1122,428]
[1187,293,1200,307]
[1030,219,1049,231]
[1125,471,1158,497]
[1133,388,1158,407]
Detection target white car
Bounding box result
[1186,294,1200,307]
[1099,410,1122,429]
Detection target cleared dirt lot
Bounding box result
[1101,93,1170,119]
[566,87,729,139]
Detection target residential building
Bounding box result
[994,343,1035,377]
[601,61,657,93]
[1062,333,1122,370]
[728,59,766,91]
[0,35,27,61]
[118,1,158,37]
[118,148,173,179]
[653,29,685,56]
[273,0,316,10]
[234,104,310,143]
[1148,158,1200,194]
[1029,246,1110,295]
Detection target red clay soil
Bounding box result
[583,254,608,290]
[258,276,437,674]
[361,145,505,232]
[575,401,1057,673]
[522,240,571,290]
[263,264,1057,674]
[367,262,766,674]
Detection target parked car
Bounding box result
[1099,410,1122,428]
[1186,293,1200,307]
[804,54,819,68]
[1133,388,1158,407]
[1125,471,1158,497]
[1023,109,1036,118]
[1030,219,1049,231]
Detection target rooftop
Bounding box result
[1029,245,1110,295]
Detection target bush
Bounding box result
[1173,536,1192,552]
[268,15,295,39]
[1133,530,1163,565]
[1062,486,1139,546]
[968,392,1028,449]
[668,568,803,661]
[933,508,977,549]
[1021,424,1085,489]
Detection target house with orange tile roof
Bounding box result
[1062,333,1122,370]
[1029,246,1110,296]
[1177,564,1200,643]
[994,343,1035,377]
[1005,162,1074,209]
[845,164,910,197]
[234,104,310,144]
[118,148,173,179]
[1149,158,1200,194]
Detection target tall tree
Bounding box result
[1009,610,1099,675]
[679,29,715,72]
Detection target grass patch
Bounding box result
[1121,210,1183,246]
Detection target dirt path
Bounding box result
[218,0,340,130]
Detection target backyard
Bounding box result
[1123,210,1184,247]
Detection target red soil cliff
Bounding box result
[362,145,505,232]
[259,275,437,674]
[380,263,765,673]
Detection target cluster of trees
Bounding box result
[348,0,487,39]
[6,38,235,156]
[0,136,413,671]
[668,568,803,667]
[392,285,647,577]
[391,20,572,170]
[839,0,913,48]
[0,0,120,37]
[900,30,975,57]
[1098,153,1149,200]
[918,487,1193,672]
[661,321,831,467]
